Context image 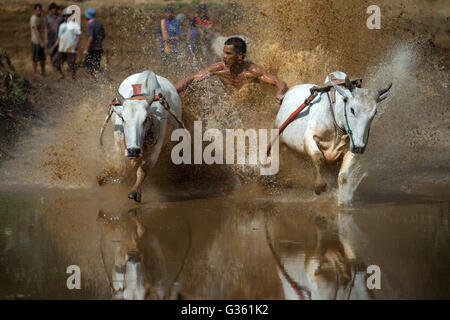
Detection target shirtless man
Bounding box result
[175,37,288,104]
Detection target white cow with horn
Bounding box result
[275,71,392,205]
[99,70,183,202]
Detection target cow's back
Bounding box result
[275,84,322,153]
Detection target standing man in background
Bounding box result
[83,8,105,74]
[50,7,81,80]
[158,6,181,65]
[188,3,213,57]
[30,3,46,76]
[44,2,62,69]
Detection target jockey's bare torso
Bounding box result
[176,38,288,104]
[207,60,270,89]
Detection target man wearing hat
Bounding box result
[50,7,81,80]
[83,8,105,73]
[158,6,181,63]
[44,2,63,66]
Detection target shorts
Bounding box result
[84,50,103,72]
[54,52,77,68]
[32,43,46,62]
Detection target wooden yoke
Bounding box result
[310,78,363,94]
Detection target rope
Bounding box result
[343,100,356,148]
[264,216,306,300]
[326,91,347,137]
[99,231,116,296]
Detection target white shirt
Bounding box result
[58,21,82,53]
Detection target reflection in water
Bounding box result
[97,207,190,300]
[265,208,372,300]
[0,188,449,299]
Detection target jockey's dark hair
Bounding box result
[34,3,42,10]
[225,37,247,55]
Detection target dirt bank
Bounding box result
[0,51,41,160]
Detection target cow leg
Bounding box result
[304,132,327,195]
[338,152,365,206]
[128,166,146,202]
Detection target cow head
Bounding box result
[331,77,392,154]
[113,92,156,159]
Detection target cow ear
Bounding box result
[345,76,355,92]
[112,105,123,116]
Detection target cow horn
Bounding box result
[345,76,355,92]
[331,79,352,99]
[377,82,392,97]
[99,107,113,147]
[116,91,126,105]
[146,90,156,104]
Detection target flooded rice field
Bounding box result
[0,0,449,300]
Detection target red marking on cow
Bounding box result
[132,84,142,96]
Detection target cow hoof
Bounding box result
[97,173,107,186]
[128,191,142,203]
[314,182,327,195]
[128,191,137,200]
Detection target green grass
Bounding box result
[8,77,26,102]
[141,1,225,11]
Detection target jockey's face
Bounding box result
[223,45,244,67]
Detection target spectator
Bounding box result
[50,7,81,80]
[83,8,105,74]
[30,3,45,76]
[158,6,181,63]
[189,4,213,57]
[44,2,63,68]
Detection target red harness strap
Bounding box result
[266,91,318,156]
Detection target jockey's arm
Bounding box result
[175,62,223,93]
[252,64,288,104]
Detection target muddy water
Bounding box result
[0,184,448,300]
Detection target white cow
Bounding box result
[266,211,373,300]
[98,208,174,300]
[99,70,182,202]
[274,71,392,205]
